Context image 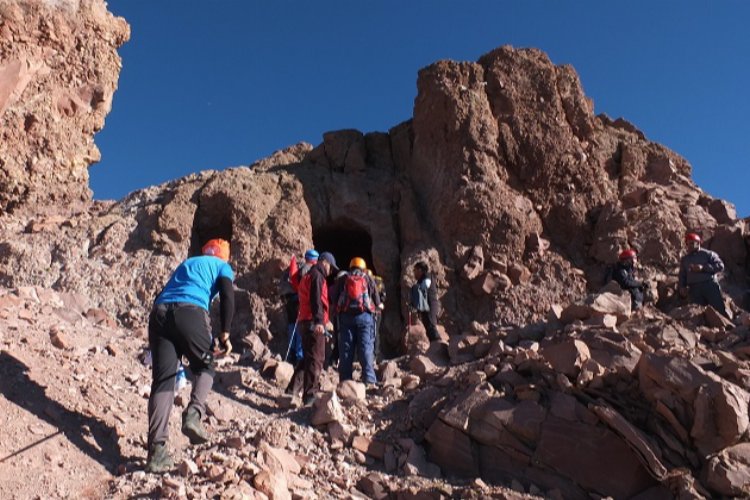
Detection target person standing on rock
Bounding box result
[410,261,440,341]
[613,249,646,310]
[369,270,387,360]
[337,258,382,386]
[281,249,319,365]
[679,232,729,318]
[287,251,339,405]
[145,238,235,473]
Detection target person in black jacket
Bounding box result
[412,261,440,341]
[612,249,645,310]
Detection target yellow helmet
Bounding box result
[349,257,367,270]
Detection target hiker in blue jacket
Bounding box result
[146,238,235,473]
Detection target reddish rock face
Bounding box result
[3,10,749,357]
[0,0,129,214]
[3,11,750,497]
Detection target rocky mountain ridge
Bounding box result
[1,0,750,498]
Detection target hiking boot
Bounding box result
[181,407,209,445]
[145,442,174,473]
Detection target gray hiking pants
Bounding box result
[147,303,215,449]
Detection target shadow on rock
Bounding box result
[0,351,122,471]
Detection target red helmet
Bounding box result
[685,233,701,243]
[618,249,637,261]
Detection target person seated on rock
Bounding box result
[410,261,440,341]
[336,258,382,387]
[287,252,339,406]
[679,232,729,318]
[612,249,646,310]
[145,238,235,473]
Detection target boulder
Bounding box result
[253,470,291,500]
[639,354,750,455]
[424,419,478,478]
[704,443,750,497]
[448,335,480,365]
[471,270,511,296]
[261,359,294,389]
[49,327,72,350]
[469,397,546,447]
[311,391,344,426]
[705,306,733,330]
[357,473,389,500]
[409,355,438,378]
[352,436,387,460]
[507,263,532,285]
[337,380,366,402]
[534,417,658,498]
[540,340,591,377]
[260,442,301,475]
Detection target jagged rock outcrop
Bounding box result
[0,0,129,214]
[2,41,747,353]
[2,4,750,497]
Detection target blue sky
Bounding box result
[95,1,750,216]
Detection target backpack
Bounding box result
[410,280,430,312]
[338,271,373,313]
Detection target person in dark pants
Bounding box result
[288,252,339,405]
[327,269,349,368]
[280,249,318,365]
[678,232,729,318]
[411,261,440,341]
[146,238,235,473]
[337,257,381,386]
[369,270,386,361]
[612,249,645,310]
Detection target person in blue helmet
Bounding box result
[145,238,235,473]
[281,249,318,364]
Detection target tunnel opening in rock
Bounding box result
[189,192,233,257]
[313,219,375,274]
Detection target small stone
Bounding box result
[401,374,421,390]
[352,436,386,460]
[225,436,243,449]
[178,459,199,477]
[311,392,344,426]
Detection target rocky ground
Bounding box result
[0,285,535,499]
[2,282,750,499]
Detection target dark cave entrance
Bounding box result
[313,219,375,274]
[189,193,233,257]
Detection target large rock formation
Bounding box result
[2,2,750,497]
[2,39,747,352]
[0,0,129,214]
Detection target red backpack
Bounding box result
[338,271,374,313]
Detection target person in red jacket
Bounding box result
[287,251,339,405]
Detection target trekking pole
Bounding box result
[284,321,298,362]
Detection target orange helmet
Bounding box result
[202,239,230,262]
[349,257,367,270]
